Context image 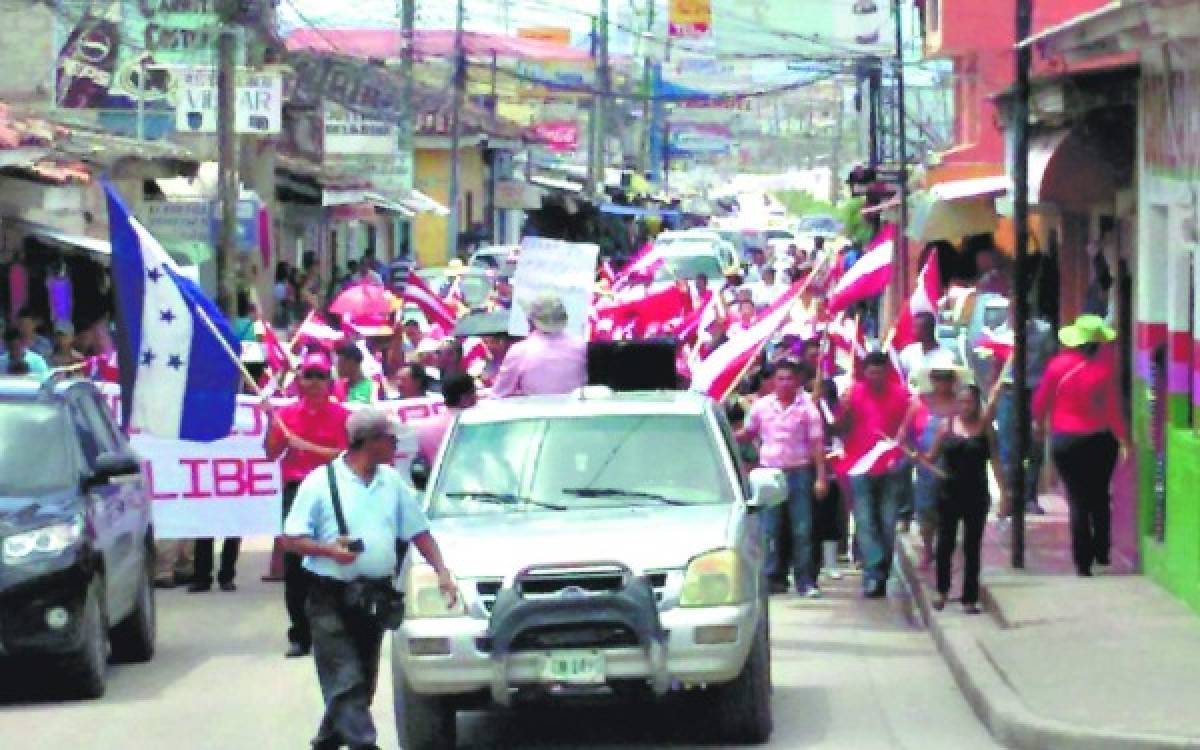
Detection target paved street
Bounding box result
[0,543,1000,749]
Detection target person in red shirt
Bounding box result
[835,350,913,598]
[1032,315,1129,577]
[264,351,350,657]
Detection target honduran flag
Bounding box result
[105,182,240,441]
[826,223,897,314]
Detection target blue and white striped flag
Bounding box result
[105,182,240,441]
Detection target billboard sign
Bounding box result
[173,67,283,134]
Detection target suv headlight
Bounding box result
[3,516,85,564]
[680,548,747,608]
[404,564,467,618]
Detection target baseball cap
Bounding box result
[300,351,333,374]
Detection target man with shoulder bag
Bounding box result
[283,408,457,750]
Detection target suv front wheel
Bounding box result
[706,617,773,744]
[396,672,456,750]
[64,576,109,699]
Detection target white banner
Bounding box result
[97,385,444,539]
[509,237,599,338]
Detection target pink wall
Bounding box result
[928,0,1131,168]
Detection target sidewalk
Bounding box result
[896,492,1200,750]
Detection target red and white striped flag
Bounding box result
[598,258,617,287]
[689,282,803,400]
[403,271,458,331]
[612,243,664,291]
[261,321,291,373]
[592,284,692,341]
[826,223,897,314]
[295,311,344,345]
[975,328,1015,362]
[836,437,907,477]
[890,252,942,348]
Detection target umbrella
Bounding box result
[453,310,512,338]
[330,282,395,318]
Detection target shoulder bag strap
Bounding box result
[1043,360,1090,430]
[326,463,350,537]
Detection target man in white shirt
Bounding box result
[897,312,958,384]
[283,408,456,750]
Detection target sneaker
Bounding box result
[823,567,843,581]
[1025,501,1046,516]
[218,581,237,592]
[863,582,887,599]
[797,585,823,599]
[187,581,212,593]
[285,642,310,658]
[962,602,982,615]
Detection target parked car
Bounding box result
[0,377,156,698]
[468,245,519,275]
[393,388,786,749]
[652,232,741,280]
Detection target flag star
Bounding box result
[160,309,176,323]
[167,354,184,370]
[140,350,156,366]
[147,267,163,283]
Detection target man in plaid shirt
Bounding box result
[738,360,829,597]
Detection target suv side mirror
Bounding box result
[745,468,787,511]
[88,450,141,487]
[410,456,431,491]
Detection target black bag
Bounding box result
[326,464,406,630]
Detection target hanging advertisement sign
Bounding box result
[517,27,572,46]
[668,122,732,156]
[530,120,580,153]
[516,60,593,100]
[173,67,283,134]
[322,102,397,155]
[669,0,712,39]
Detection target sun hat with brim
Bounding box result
[913,350,973,393]
[1058,314,1116,348]
[527,294,569,334]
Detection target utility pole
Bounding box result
[216,29,239,315]
[831,83,844,206]
[446,0,465,262]
[640,0,656,175]
[400,0,415,262]
[892,0,910,302]
[589,0,610,198]
[1011,0,1033,569]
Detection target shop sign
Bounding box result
[286,51,406,122]
[173,67,283,134]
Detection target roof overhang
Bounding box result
[1019,0,1200,61]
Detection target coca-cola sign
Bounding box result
[530,120,579,153]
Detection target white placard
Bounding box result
[97,384,442,539]
[174,67,283,135]
[323,102,398,155]
[508,237,599,338]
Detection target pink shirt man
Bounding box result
[744,392,825,469]
[491,330,586,398]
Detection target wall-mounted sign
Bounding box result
[286,51,406,122]
[173,67,283,134]
[323,103,396,155]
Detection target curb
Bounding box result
[895,535,1200,750]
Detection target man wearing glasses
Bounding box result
[265,351,351,657]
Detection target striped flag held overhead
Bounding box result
[403,271,458,330]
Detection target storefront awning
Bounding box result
[400,188,449,216]
[323,189,415,218]
[20,221,111,259]
[907,176,1009,243]
[530,175,584,194]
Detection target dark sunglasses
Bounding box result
[300,369,330,380]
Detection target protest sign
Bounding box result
[97,384,443,539]
[509,237,599,338]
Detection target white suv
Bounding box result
[392,389,786,748]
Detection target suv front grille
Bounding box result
[473,570,671,615]
[509,622,639,651]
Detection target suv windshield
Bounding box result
[654,254,725,282]
[429,414,735,517]
[0,402,74,495]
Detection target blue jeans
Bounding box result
[763,467,816,589]
[996,387,1044,506]
[851,469,906,589]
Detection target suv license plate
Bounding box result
[540,650,605,684]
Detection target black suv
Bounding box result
[0,376,156,698]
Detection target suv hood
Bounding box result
[430,504,733,579]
